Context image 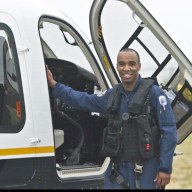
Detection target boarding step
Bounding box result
[56,163,101,173]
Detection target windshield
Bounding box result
[40,21,93,73]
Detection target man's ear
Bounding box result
[139,62,141,70]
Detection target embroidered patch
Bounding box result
[159,95,167,110]
[102,90,107,95]
[96,90,107,97]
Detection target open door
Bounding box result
[89,0,192,144]
[39,14,110,188]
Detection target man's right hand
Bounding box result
[46,65,57,88]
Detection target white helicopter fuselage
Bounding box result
[0,0,191,189]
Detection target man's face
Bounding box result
[116,51,141,88]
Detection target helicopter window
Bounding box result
[0,24,25,133]
[39,21,94,73]
[171,80,192,125]
[100,0,178,86]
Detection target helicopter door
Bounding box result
[89,0,192,144]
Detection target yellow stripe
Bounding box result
[0,146,55,156]
[102,55,111,70]
[98,26,102,41]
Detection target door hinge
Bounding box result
[17,47,29,54]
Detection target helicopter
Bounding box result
[0,0,191,189]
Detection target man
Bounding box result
[46,48,177,189]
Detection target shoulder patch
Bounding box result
[96,89,107,97]
[159,95,167,109]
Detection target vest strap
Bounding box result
[129,78,155,114]
[110,162,130,189]
[107,83,122,114]
[134,161,144,189]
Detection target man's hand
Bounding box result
[46,65,57,88]
[154,172,171,188]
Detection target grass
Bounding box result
[166,134,192,189]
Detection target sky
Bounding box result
[45,0,192,63]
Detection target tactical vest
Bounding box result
[101,78,161,161]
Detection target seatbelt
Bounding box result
[110,161,144,189]
[110,162,130,189]
[134,161,144,189]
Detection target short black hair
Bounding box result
[119,48,140,63]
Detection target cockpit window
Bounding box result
[0,24,25,133]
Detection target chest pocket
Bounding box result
[133,113,160,160]
[101,115,123,157]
